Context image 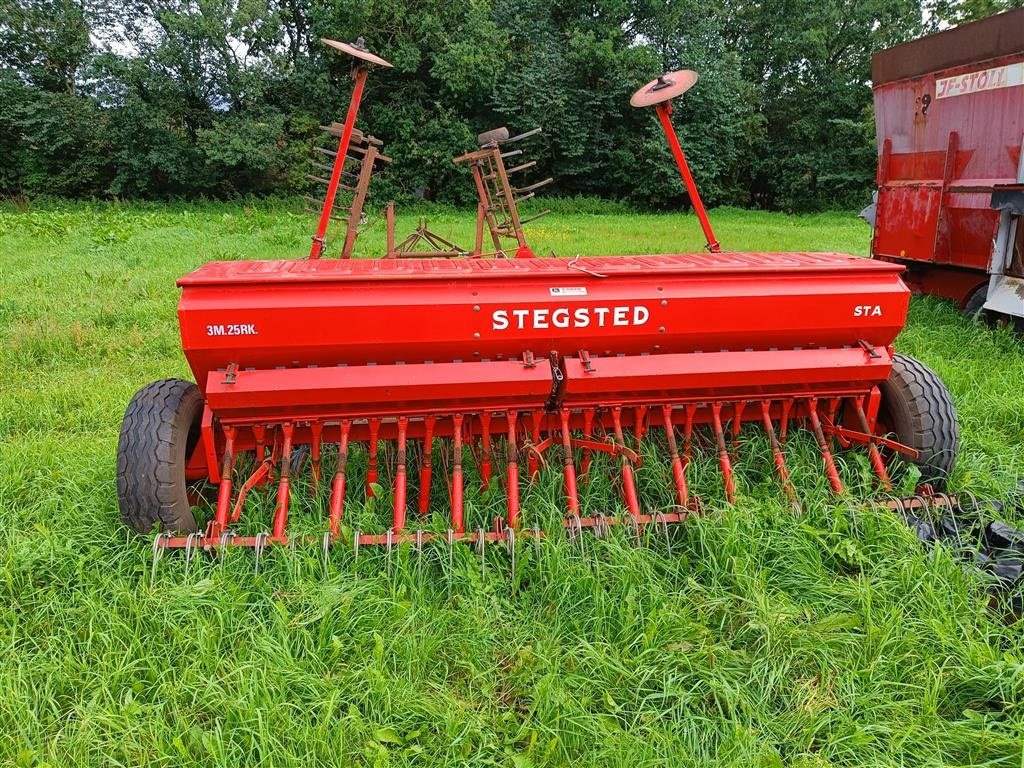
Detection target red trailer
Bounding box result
[868,9,1024,326]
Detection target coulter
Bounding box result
[118,40,962,567]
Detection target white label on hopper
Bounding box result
[549,287,587,296]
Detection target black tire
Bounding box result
[962,284,989,320]
[877,354,959,491]
[117,378,203,534]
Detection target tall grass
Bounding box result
[1,201,1023,766]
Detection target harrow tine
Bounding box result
[807,398,844,494]
[321,531,331,575]
[393,416,409,532]
[760,400,800,510]
[559,409,581,516]
[366,418,381,496]
[451,414,465,533]
[567,514,583,551]
[533,523,542,561]
[219,530,235,569]
[385,528,394,577]
[656,511,672,556]
[627,514,642,547]
[353,530,361,564]
[254,531,269,574]
[661,405,690,511]
[506,412,520,529]
[711,403,737,503]
[612,407,640,518]
[479,412,493,491]
[328,420,351,537]
[418,416,436,517]
[272,424,295,539]
[477,527,486,578]
[150,532,170,587]
[853,396,893,490]
[506,527,516,586]
[184,532,199,581]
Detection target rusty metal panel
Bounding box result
[871,14,1024,283]
[872,8,1024,86]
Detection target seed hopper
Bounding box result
[118,40,963,570]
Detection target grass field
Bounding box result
[1,201,1024,767]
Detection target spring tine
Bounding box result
[612,407,641,518]
[533,523,542,561]
[218,530,235,568]
[184,532,199,581]
[272,424,295,539]
[321,531,331,574]
[150,532,169,587]
[477,527,486,578]
[711,403,737,503]
[393,416,409,532]
[760,400,800,510]
[254,531,269,574]
[418,416,436,517]
[310,421,323,496]
[452,414,465,533]
[385,528,394,577]
[506,412,520,529]
[568,514,583,551]
[479,412,493,491]
[656,511,673,556]
[559,409,581,516]
[353,530,361,564]
[581,408,595,477]
[627,515,642,547]
[506,527,516,586]
[212,426,237,536]
[328,420,351,537]
[808,398,844,494]
[366,418,381,496]
[661,405,690,511]
[852,397,892,490]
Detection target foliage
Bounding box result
[0,0,1013,208]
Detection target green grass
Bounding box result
[1,200,1023,767]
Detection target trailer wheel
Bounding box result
[877,354,959,491]
[963,284,996,324]
[117,378,203,534]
